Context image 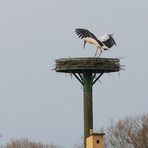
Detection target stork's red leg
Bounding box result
[98,50,102,58]
[94,49,98,57]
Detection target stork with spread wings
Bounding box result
[75,28,116,57]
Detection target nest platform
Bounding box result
[55,57,120,73]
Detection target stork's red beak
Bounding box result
[83,40,86,49]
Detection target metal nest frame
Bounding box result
[55,57,123,85]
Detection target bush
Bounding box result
[4,138,62,148]
[106,113,148,148]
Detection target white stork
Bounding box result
[75,28,116,57]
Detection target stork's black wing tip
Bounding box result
[75,28,78,32]
[109,34,113,36]
[75,28,86,39]
[75,28,79,31]
[110,34,117,46]
[75,28,80,34]
[75,28,99,41]
[75,28,83,33]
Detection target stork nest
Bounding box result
[55,57,122,73]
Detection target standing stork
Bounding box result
[75,28,116,57]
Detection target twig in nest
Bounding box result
[120,65,126,70]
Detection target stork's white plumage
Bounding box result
[75,28,116,57]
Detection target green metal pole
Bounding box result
[83,72,93,148]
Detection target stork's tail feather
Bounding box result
[103,48,108,51]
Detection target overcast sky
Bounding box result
[0,0,148,147]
